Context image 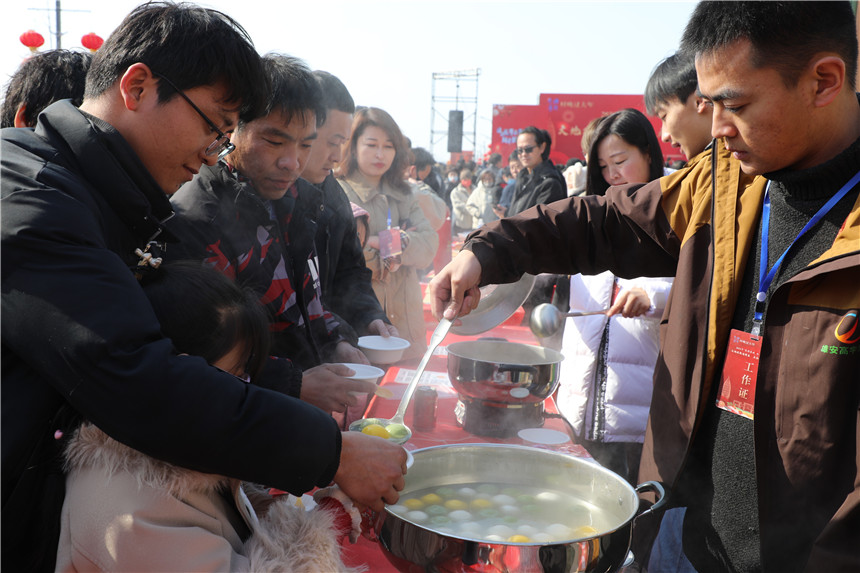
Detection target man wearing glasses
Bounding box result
[507,125,566,217]
[1,4,406,571]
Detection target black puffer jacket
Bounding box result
[0,101,340,571]
[298,175,388,337]
[508,159,566,216]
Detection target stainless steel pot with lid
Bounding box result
[446,340,564,437]
[446,340,564,405]
[375,443,666,573]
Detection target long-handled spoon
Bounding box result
[351,318,453,444]
[529,303,609,338]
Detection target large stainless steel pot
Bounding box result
[446,341,564,405]
[375,444,665,573]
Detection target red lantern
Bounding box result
[20,30,45,53]
[81,32,104,52]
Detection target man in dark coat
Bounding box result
[298,70,397,341]
[169,56,370,382]
[508,126,566,216]
[1,5,406,571]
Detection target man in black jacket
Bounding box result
[1,4,406,571]
[507,126,566,216]
[299,70,398,340]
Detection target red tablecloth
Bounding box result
[342,337,590,571]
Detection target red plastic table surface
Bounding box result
[342,343,590,572]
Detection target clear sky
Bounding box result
[2,0,699,160]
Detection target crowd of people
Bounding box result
[2,1,859,572]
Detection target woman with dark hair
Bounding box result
[586,108,665,196]
[558,108,673,485]
[507,126,566,216]
[336,107,438,360]
[56,262,363,571]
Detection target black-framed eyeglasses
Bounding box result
[153,73,235,160]
[516,144,537,155]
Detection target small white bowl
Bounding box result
[340,363,385,383]
[357,335,411,364]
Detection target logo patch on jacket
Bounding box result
[821,310,860,355]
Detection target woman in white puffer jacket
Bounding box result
[557,273,672,484]
[557,108,674,485]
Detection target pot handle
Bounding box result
[633,481,667,520]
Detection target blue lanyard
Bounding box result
[387,207,392,231]
[753,169,860,335]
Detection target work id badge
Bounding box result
[715,329,762,420]
[379,228,402,259]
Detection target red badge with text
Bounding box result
[715,329,762,420]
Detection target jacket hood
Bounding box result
[64,423,232,500]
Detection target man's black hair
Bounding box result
[1,49,92,128]
[84,1,267,123]
[519,125,552,161]
[680,1,857,90]
[411,147,435,169]
[252,53,325,129]
[488,152,502,166]
[644,52,698,116]
[313,70,355,115]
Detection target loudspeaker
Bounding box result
[447,110,463,153]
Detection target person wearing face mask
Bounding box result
[444,167,460,210]
[335,107,439,361]
[466,168,501,228]
[507,126,566,216]
[450,168,475,234]
[557,108,674,485]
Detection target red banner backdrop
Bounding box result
[491,94,684,168]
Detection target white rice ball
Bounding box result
[487,524,515,538]
[448,510,472,522]
[545,523,571,539]
[407,510,428,522]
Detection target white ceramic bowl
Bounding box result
[340,363,385,383]
[357,335,411,364]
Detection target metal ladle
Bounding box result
[350,318,453,444]
[529,303,609,338]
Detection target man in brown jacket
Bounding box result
[429,2,860,571]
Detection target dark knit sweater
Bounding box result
[680,136,860,573]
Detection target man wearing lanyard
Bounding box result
[428,2,860,571]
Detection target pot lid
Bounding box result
[452,273,535,335]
